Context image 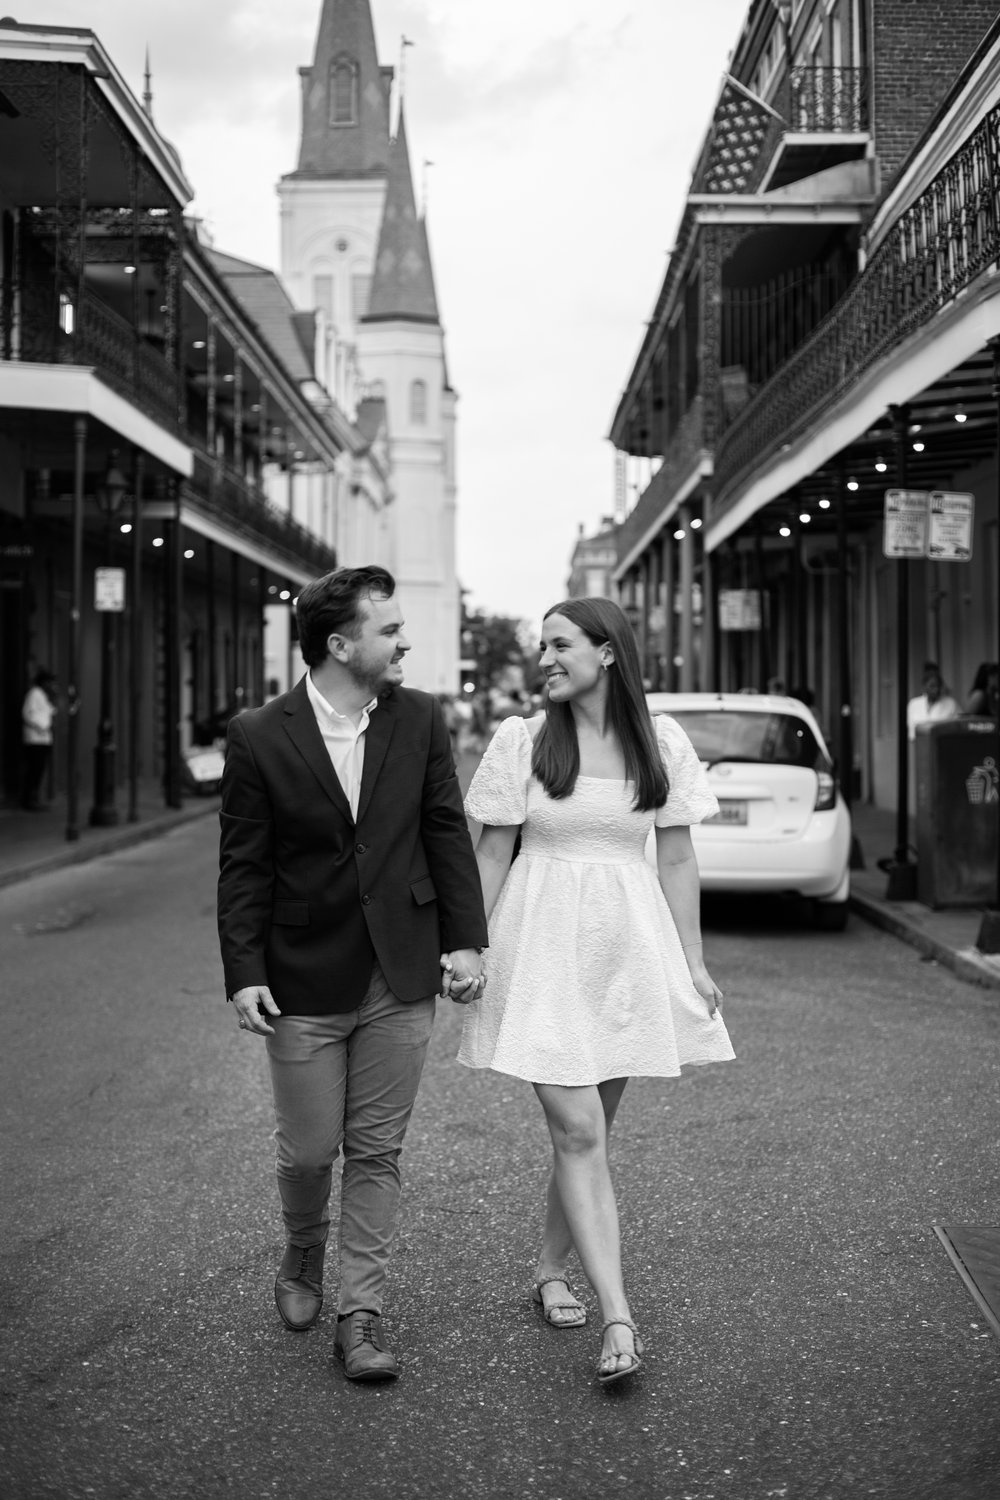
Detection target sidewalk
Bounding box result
[0,780,220,890]
[2,777,999,991]
[848,800,1000,992]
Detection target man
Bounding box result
[21,668,57,810]
[218,566,487,1381]
[906,662,959,741]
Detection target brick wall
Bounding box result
[872,0,998,190]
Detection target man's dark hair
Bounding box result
[295,566,395,668]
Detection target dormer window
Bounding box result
[330,55,358,126]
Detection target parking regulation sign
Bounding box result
[927,490,974,561]
[94,566,126,612]
[883,489,928,559]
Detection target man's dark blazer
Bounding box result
[217,677,488,1016]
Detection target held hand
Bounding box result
[439,949,487,1006]
[231,984,281,1037]
[686,958,724,1018]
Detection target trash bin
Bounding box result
[915,718,998,908]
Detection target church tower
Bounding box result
[278,0,459,694]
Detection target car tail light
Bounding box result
[814,770,836,811]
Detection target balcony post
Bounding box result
[835,459,854,812]
[885,403,917,900]
[127,450,144,824]
[65,415,87,843]
[755,519,770,692]
[976,340,1000,950]
[678,504,694,691]
[660,527,675,693]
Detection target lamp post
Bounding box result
[89,451,128,827]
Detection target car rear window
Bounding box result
[660,711,829,770]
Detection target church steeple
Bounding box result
[362,108,439,324]
[292,0,392,179]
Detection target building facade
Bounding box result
[0,19,386,826]
[278,0,460,694]
[609,0,1000,816]
[567,520,618,601]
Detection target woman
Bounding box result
[964,662,999,718]
[449,597,734,1386]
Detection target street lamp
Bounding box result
[89,451,128,827]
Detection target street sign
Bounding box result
[928,490,974,561]
[94,566,126,612]
[883,489,928,558]
[718,588,761,631]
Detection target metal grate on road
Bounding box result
[934,1223,1000,1340]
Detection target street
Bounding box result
[1,814,998,1500]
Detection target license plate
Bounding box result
[706,800,747,826]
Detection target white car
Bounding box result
[646,691,852,930]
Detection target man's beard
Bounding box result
[347,654,398,696]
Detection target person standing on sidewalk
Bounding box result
[21,668,57,811]
[454,597,733,1387]
[218,565,487,1382]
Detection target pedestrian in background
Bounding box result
[906,661,959,740]
[963,661,999,718]
[218,565,487,1382]
[21,668,57,811]
[453,596,733,1387]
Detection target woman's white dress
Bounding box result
[457,714,735,1086]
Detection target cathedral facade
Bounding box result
[277,0,459,694]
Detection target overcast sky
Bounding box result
[38,0,749,629]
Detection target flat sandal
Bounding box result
[596,1317,643,1385]
[531,1275,587,1328]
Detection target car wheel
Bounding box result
[814,898,848,932]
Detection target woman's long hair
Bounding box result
[531,597,668,811]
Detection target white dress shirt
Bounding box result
[305,673,378,819]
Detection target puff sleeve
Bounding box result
[653,713,720,827]
[465,715,531,827]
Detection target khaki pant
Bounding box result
[266,962,435,1316]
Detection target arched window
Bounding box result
[409,379,427,425]
[330,56,358,125]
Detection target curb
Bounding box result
[0,799,220,892]
[849,890,1000,992]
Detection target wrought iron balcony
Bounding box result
[783,66,870,135]
[187,449,336,577]
[713,101,1000,516]
[753,67,871,192]
[1,280,180,431]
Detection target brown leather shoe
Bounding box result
[274,1241,325,1330]
[334,1311,399,1381]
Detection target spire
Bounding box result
[292,0,392,179]
[142,47,153,117]
[362,107,440,325]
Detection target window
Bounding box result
[330,56,358,126]
[312,274,334,320]
[409,379,427,425]
[665,711,829,772]
[350,273,371,323]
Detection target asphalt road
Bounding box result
[0,814,998,1500]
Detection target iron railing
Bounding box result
[187,450,337,576]
[713,100,1000,513]
[782,66,869,134]
[615,399,706,568]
